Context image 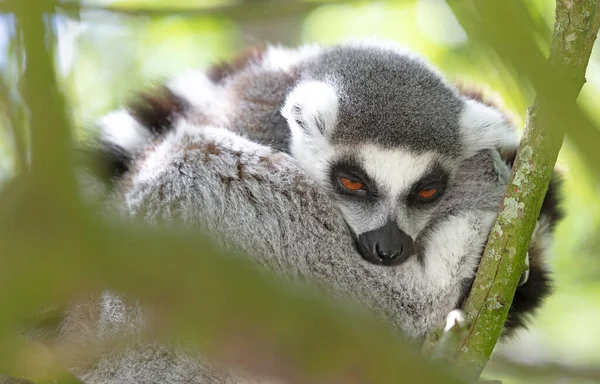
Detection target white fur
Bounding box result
[358,146,446,236]
[287,140,334,188]
[133,134,176,185]
[444,309,467,332]
[459,99,519,159]
[261,44,322,72]
[166,70,217,108]
[359,146,440,236]
[334,200,390,236]
[325,146,444,237]
[281,80,339,136]
[100,110,151,153]
[98,291,144,339]
[422,210,496,288]
[359,146,438,199]
[282,81,339,185]
[130,121,194,185]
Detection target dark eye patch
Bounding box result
[408,163,449,205]
[328,157,380,200]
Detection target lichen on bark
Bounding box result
[440,0,600,380]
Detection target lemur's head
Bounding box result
[281,41,517,267]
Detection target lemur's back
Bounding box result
[164,41,465,155]
[166,45,310,153]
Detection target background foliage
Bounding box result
[1,0,599,383]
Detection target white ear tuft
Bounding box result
[280,81,338,184]
[281,80,339,138]
[459,99,519,159]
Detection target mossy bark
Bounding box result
[451,1,600,380]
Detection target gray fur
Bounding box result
[115,124,508,336]
[300,44,464,154]
[184,41,474,155]
[58,293,274,384]
[56,120,512,383]
[167,40,517,252]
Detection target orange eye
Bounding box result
[418,188,437,199]
[339,177,365,191]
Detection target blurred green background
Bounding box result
[1,0,599,382]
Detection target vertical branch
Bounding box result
[11,0,76,198]
[10,22,29,176]
[0,23,29,176]
[0,0,84,343]
[451,1,600,380]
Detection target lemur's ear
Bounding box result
[459,99,520,159]
[281,81,339,138]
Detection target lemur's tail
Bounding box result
[91,84,190,181]
[90,47,267,182]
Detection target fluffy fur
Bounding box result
[35,40,563,384]
[60,122,507,383]
[96,40,527,268]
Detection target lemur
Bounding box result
[43,39,562,384]
[100,38,561,285]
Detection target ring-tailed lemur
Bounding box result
[101,40,561,269]
[49,40,562,384]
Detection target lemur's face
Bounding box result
[325,146,453,266]
[281,44,517,267]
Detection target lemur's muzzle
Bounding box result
[356,220,414,266]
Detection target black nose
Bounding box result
[357,221,414,266]
[375,243,401,261]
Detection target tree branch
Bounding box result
[0,65,28,176]
[11,0,78,205]
[446,1,600,380]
